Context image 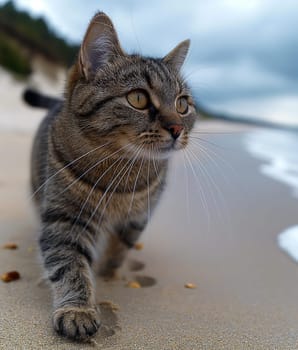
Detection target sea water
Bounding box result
[244,129,298,261]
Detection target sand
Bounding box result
[1,121,298,350]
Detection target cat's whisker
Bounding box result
[181,62,212,81]
[69,153,126,238]
[147,145,152,221]
[29,141,112,199]
[182,151,191,225]
[129,10,142,54]
[83,144,146,233]
[71,145,144,249]
[183,149,211,229]
[97,144,146,228]
[189,139,230,188]
[122,144,144,193]
[186,147,223,223]
[127,149,147,219]
[185,149,217,226]
[189,137,239,192]
[189,137,237,181]
[152,144,162,184]
[186,142,230,224]
[53,143,133,200]
[191,130,243,135]
[189,135,230,150]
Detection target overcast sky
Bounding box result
[3,0,298,126]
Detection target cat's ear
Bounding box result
[163,39,190,72]
[79,12,124,80]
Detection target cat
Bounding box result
[24,12,197,341]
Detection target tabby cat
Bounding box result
[25,12,196,341]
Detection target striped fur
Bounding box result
[30,12,196,341]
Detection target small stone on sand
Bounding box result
[2,243,18,250]
[1,271,20,282]
[184,283,196,289]
[127,281,141,288]
[134,243,144,251]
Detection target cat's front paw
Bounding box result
[53,306,100,341]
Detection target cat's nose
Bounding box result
[164,123,184,140]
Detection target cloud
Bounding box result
[7,0,298,124]
[189,0,298,81]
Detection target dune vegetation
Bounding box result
[0,1,79,78]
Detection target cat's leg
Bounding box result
[99,220,147,278]
[39,211,100,341]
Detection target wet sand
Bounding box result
[1,121,298,349]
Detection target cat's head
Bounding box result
[68,12,197,160]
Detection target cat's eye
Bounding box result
[127,89,149,110]
[176,96,189,115]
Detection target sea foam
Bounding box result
[244,129,298,198]
[278,226,298,262]
[244,129,298,262]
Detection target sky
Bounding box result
[2,0,298,126]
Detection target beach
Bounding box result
[1,114,298,349]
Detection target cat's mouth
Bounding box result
[159,135,188,151]
[126,138,187,160]
[159,141,183,152]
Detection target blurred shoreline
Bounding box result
[1,65,297,134]
[198,103,298,132]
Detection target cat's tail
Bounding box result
[23,88,62,109]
